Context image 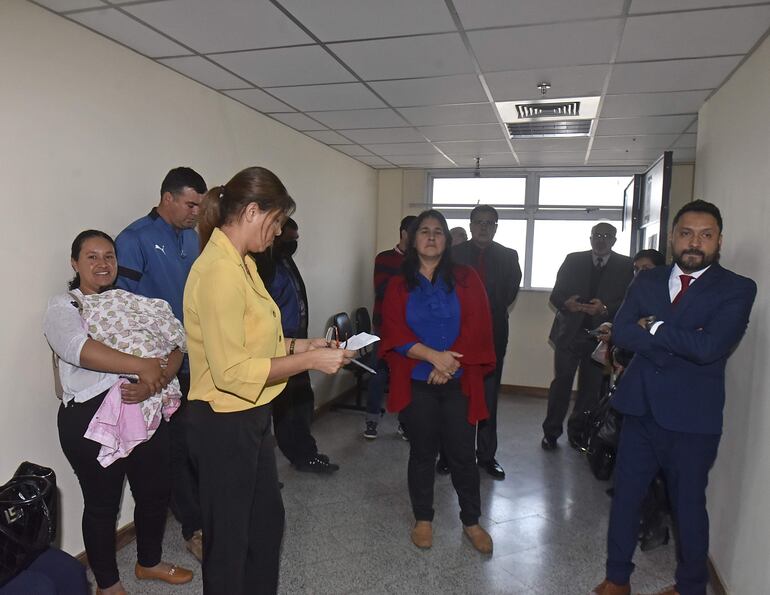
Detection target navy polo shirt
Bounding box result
[115,208,199,324]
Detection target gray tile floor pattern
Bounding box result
[100,393,714,594]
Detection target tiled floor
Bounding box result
[103,392,710,594]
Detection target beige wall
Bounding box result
[693,34,770,595]
[0,0,377,554]
[669,163,695,223]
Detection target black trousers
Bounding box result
[543,334,605,441]
[187,401,285,595]
[402,380,481,526]
[169,371,202,540]
[476,325,507,463]
[57,393,170,589]
[272,371,318,464]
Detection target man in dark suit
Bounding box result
[453,205,522,479]
[542,222,634,450]
[592,201,756,595]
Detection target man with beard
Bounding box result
[592,200,756,595]
[542,222,634,451]
[116,166,207,560]
[253,218,339,473]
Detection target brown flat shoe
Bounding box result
[463,524,493,554]
[591,579,631,595]
[638,587,679,595]
[135,562,193,585]
[411,521,432,549]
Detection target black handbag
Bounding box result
[0,463,57,587]
[586,385,623,481]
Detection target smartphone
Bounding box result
[576,296,593,304]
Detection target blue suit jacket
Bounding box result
[611,263,756,435]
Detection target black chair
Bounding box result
[331,308,374,413]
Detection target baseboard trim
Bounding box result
[708,556,728,595]
[76,522,136,567]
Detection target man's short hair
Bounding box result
[160,167,207,196]
[400,215,417,234]
[470,205,498,223]
[672,199,723,232]
[633,248,665,266]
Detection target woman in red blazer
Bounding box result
[379,209,496,554]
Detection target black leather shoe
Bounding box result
[568,436,587,452]
[479,459,505,480]
[541,436,557,451]
[294,455,339,474]
[435,458,450,475]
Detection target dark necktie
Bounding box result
[672,274,694,306]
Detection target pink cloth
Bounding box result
[84,379,155,467]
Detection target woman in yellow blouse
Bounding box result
[183,166,354,595]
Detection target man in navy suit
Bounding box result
[593,200,757,595]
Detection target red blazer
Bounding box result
[379,265,496,424]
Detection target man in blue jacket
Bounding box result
[593,200,757,595]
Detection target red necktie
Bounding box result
[672,274,694,306]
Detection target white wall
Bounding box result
[0,0,377,554]
[693,34,770,595]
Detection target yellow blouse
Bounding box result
[184,227,287,412]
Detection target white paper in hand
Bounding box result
[341,332,380,351]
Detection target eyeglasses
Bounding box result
[591,233,615,240]
[471,219,497,228]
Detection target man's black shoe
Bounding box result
[568,436,587,452]
[435,458,450,475]
[541,436,557,451]
[294,455,339,474]
[479,459,505,480]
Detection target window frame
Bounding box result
[426,168,637,290]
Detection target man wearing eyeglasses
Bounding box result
[452,205,522,480]
[542,222,634,452]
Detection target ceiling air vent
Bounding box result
[495,96,600,139]
[507,119,592,139]
[516,101,580,119]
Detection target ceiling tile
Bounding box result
[673,133,697,148]
[454,0,624,29]
[596,115,694,135]
[468,20,621,72]
[454,153,518,167]
[418,124,504,142]
[160,56,249,89]
[35,0,104,11]
[398,103,497,126]
[686,121,698,133]
[601,90,710,117]
[592,134,679,150]
[486,65,610,102]
[211,46,354,87]
[387,155,456,167]
[268,113,327,131]
[124,0,311,54]
[370,74,487,107]
[267,83,387,111]
[279,0,456,41]
[435,140,511,155]
[343,128,426,144]
[356,156,395,167]
[69,8,190,57]
[307,109,408,129]
[589,148,664,160]
[333,145,375,157]
[226,89,294,112]
[363,142,440,155]
[608,56,742,93]
[517,151,589,165]
[330,33,475,80]
[512,137,590,152]
[630,0,770,15]
[618,6,770,62]
[303,130,352,144]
